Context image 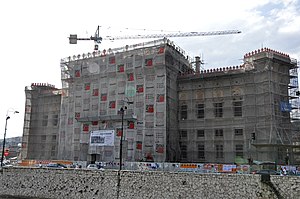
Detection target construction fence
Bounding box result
[18,159,299,175]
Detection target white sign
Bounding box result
[90,130,115,146]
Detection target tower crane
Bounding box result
[69,26,241,50]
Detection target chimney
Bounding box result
[195,56,201,72]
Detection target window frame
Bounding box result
[216,144,224,158]
[215,129,224,137]
[214,102,223,118]
[180,130,187,138]
[197,144,205,159]
[197,103,205,118]
[180,143,187,159]
[233,101,243,117]
[235,144,244,157]
[197,130,205,138]
[181,104,188,120]
[234,128,243,136]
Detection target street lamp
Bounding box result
[119,98,133,171]
[119,106,125,172]
[117,98,133,199]
[1,109,19,167]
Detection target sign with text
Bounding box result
[90,130,115,146]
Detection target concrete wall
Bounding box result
[0,168,299,199]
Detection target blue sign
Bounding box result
[280,102,291,112]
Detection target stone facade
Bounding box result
[1,168,299,199]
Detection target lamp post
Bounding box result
[116,99,133,199]
[119,107,125,172]
[118,98,133,171]
[1,110,19,167]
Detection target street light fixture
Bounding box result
[1,109,19,167]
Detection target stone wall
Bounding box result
[0,168,299,199]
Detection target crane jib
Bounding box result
[102,30,242,40]
[69,26,241,45]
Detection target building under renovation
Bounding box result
[21,38,300,165]
[22,84,61,160]
[178,49,299,164]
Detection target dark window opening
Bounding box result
[233,101,242,117]
[235,144,243,157]
[181,130,187,138]
[215,129,223,137]
[198,144,205,159]
[216,144,223,158]
[234,129,243,136]
[180,143,187,159]
[197,104,204,118]
[197,130,205,137]
[181,105,188,120]
[214,103,223,118]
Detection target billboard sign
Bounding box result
[90,130,115,146]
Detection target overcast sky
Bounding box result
[1,0,299,138]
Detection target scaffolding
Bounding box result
[177,48,299,164]
[59,39,191,163]
[21,83,61,161]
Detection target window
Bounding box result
[101,93,107,101]
[127,73,134,81]
[83,124,89,132]
[128,121,135,129]
[109,101,116,109]
[234,129,243,136]
[84,83,90,90]
[158,47,165,54]
[52,135,56,142]
[42,115,48,126]
[156,144,164,153]
[136,85,144,93]
[41,135,46,142]
[75,112,80,119]
[117,64,124,72]
[180,143,187,159]
[92,121,98,125]
[198,144,205,159]
[136,141,142,150]
[52,115,58,126]
[109,56,115,64]
[233,101,242,117]
[125,62,133,69]
[215,129,223,137]
[145,58,153,66]
[157,94,164,102]
[197,130,205,138]
[146,105,154,113]
[181,105,188,120]
[181,130,187,138]
[197,104,204,118]
[75,70,80,77]
[92,88,99,96]
[251,133,256,140]
[214,103,223,118]
[216,144,224,158]
[51,151,56,157]
[235,144,244,157]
